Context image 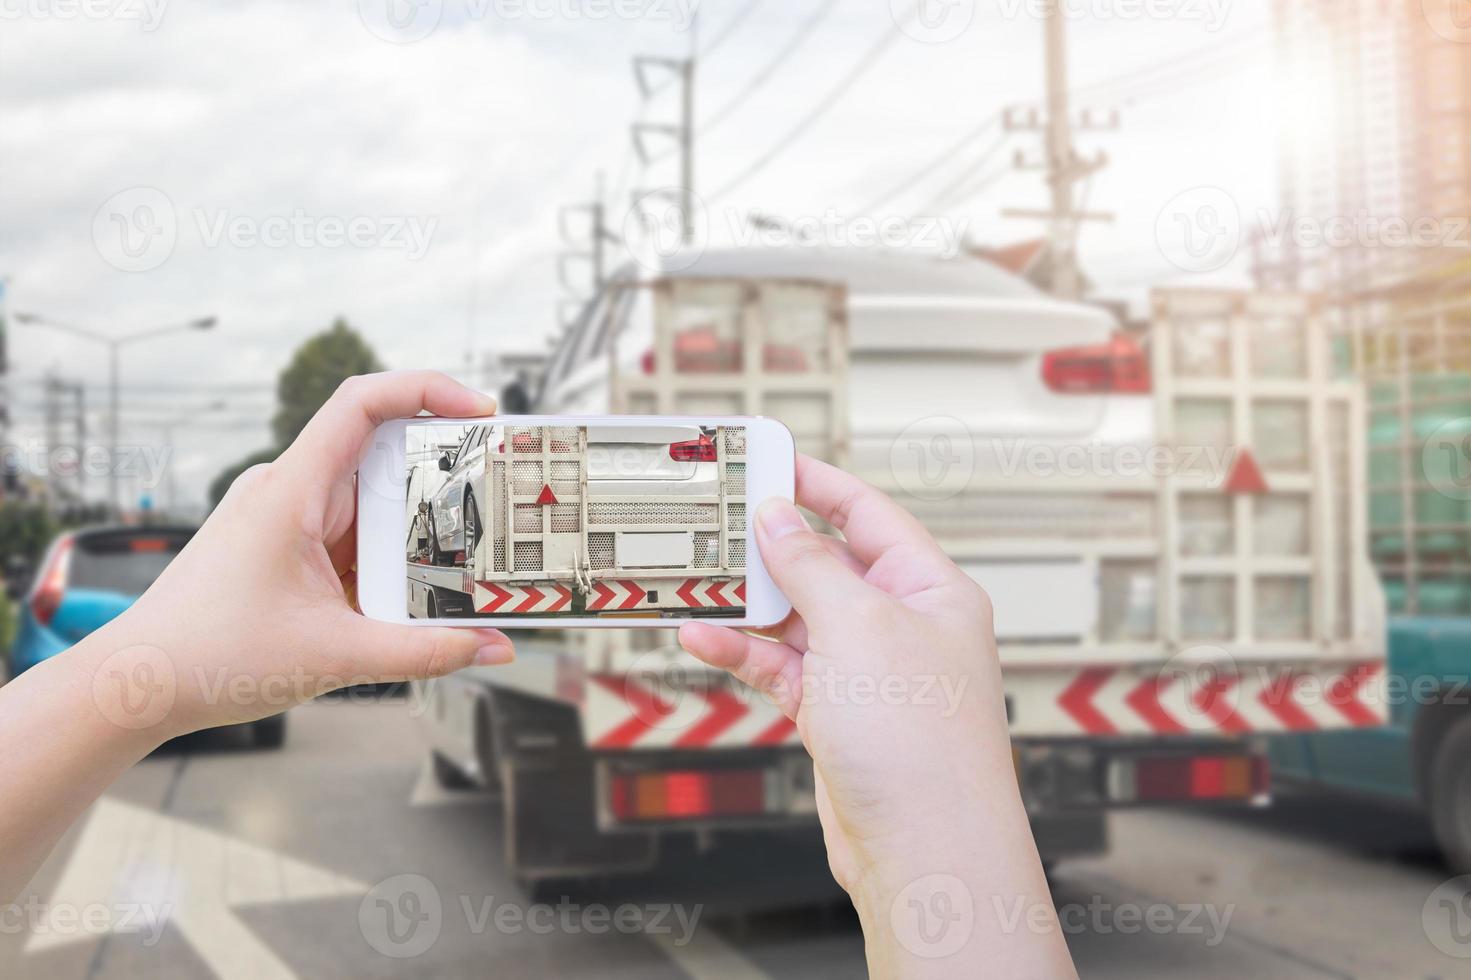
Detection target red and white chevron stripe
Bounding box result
[675,578,745,609]
[586,578,746,612]
[1006,660,1387,738]
[473,581,572,615]
[584,673,801,750]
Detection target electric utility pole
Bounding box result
[557,171,620,329]
[1002,4,1116,299]
[630,51,697,246]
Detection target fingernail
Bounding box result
[474,643,514,666]
[756,497,806,539]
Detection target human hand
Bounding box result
[83,370,516,740]
[679,456,1072,977]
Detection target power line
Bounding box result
[912,130,1010,214]
[699,0,842,136]
[699,0,766,58]
[924,160,1011,215]
[857,113,1002,214]
[708,7,912,203]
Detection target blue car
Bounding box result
[6,525,286,748]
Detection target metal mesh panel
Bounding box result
[588,532,615,569]
[508,427,543,452]
[722,427,747,455]
[728,537,746,568]
[513,541,543,572]
[588,502,717,526]
[514,504,542,533]
[550,460,580,484]
[512,460,543,494]
[727,502,746,532]
[693,532,719,568]
[550,503,580,532]
[548,427,579,453]
[723,462,746,495]
[492,461,506,572]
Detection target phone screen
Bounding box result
[405,420,747,620]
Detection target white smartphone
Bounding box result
[357,415,794,628]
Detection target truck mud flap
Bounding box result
[504,761,658,882]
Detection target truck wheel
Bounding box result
[432,751,475,790]
[1429,714,1471,873]
[464,491,481,555]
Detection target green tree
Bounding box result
[272,318,383,446]
[209,319,383,508]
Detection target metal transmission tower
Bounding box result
[41,372,86,503]
[1002,4,1116,299]
[630,53,697,246]
[556,172,620,330]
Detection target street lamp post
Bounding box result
[14,312,217,513]
[150,400,226,515]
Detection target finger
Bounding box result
[794,454,941,566]
[331,616,515,684]
[279,370,495,485]
[754,496,882,634]
[748,536,866,652]
[678,623,804,720]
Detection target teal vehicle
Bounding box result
[1272,345,1471,870]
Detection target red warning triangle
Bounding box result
[535,484,559,506]
[1223,449,1268,495]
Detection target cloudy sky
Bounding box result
[0,0,1279,510]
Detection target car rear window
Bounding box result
[68,531,191,597]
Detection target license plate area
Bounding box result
[616,531,694,568]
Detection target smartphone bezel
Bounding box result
[356,415,794,628]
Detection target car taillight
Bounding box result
[29,535,74,626]
[1041,333,1151,394]
[497,433,540,453]
[129,538,168,553]
[609,770,766,821]
[669,434,717,462]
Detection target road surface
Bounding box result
[3,696,1468,979]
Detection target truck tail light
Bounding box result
[609,770,766,821]
[1113,754,1268,804]
[29,535,74,627]
[1042,333,1151,394]
[669,434,717,462]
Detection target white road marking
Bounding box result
[408,759,495,807]
[28,797,368,980]
[648,927,774,980]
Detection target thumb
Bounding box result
[334,616,515,683]
[755,497,880,634]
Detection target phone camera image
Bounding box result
[405,422,747,619]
